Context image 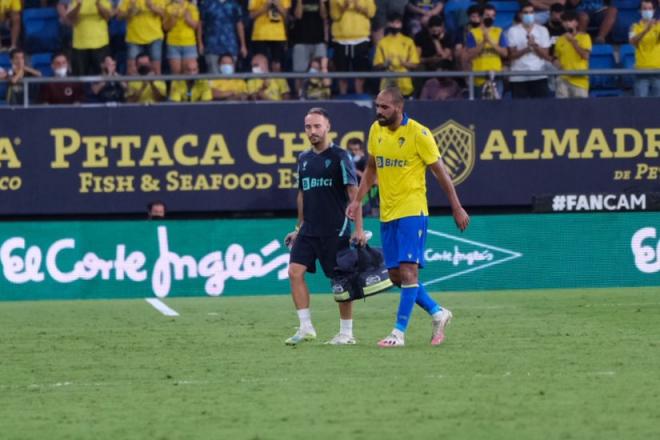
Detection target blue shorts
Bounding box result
[166,44,198,60]
[380,215,428,269]
[127,39,163,62]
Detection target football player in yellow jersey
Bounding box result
[347,87,469,348]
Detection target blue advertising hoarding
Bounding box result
[0,98,658,215]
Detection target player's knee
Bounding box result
[398,266,419,286]
[288,264,306,281]
[388,269,402,287]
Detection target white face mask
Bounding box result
[220,64,234,75]
[252,66,263,74]
[309,67,319,74]
[54,67,68,77]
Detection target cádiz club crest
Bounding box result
[432,120,475,186]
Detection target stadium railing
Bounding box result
[2,68,660,108]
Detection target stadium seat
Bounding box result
[0,52,10,70]
[620,44,636,88]
[589,88,625,97]
[29,52,54,77]
[590,44,618,89]
[22,8,61,54]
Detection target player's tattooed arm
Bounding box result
[429,160,470,232]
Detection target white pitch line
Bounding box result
[145,298,179,317]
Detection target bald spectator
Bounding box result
[169,59,212,102]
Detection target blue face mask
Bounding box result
[220,64,234,75]
[641,9,654,20]
[522,13,535,25]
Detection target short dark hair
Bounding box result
[135,51,150,62]
[519,1,534,11]
[640,0,656,6]
[386,12,403,22]
[561,10,579,21]
[307,107,330,120]
[347,137,363,146]
[467,4,481,15]
[550,2,565,13]
[428,15,444,27]
[379,86,404,105]
[483,3,496,13]
[9,48,24,59]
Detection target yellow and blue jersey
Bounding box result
[367,114,440,222]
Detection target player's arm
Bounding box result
[428,160,470,231]
[346,155,376,221]
[285,190,303,248]
[346,185,366,245]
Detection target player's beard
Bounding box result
[376,113,397,126]
[308,132,326,148]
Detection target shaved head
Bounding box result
[378,87,404,106]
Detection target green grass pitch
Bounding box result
[1,287,659,440]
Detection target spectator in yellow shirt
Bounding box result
[465,4,509,99]
[629,0,660,97]
[65,0,114,75]
[164,0,200,74]
[116,0,166,75]
[0,0,21,50]
[301,56,332,99]
[554,11,592,98]
[330,0,376,95]
[247,53,291,100]
[373,13,420,97]
[126,52,168,104]
[248,0,291,65]
[211,53,248,100]
[169,59,212,102]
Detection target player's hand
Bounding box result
[351,229,367,247]
[452,207,470,232]
[345,200,360,221]
[284,231,298,249]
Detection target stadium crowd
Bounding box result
[0,0,658,104]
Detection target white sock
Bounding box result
[297,308,313,330]
[340,319,353,336]
[432,310,444,321]
[392,329,405,339]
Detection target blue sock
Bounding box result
[395,284,419,332]
[416,284,442,315]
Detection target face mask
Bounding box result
[470,20,481,28]
[641,10,654,20]
[54,67,67,77]
[483,17,494,27]
[522,13,535,25]
[252,66,263,74]
[137,65,151,76]
[220,64,234,75]
[309,67,319,74]
[385,26,402,35]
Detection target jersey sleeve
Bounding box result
[416,126,440,165]
[339,151,358,186]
